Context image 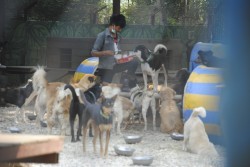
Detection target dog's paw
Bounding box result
[71,139,76,143]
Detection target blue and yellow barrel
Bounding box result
[73,57,99,83]
[183,65,224,145]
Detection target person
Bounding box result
[91,14,138,89]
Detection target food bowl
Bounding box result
[170,132,184,141]
[132,155,154,166]
[9,127,21,133]
[27,114,37,121]
[114,145,135,156]
[124,135,142,144]
[114,51,135,64]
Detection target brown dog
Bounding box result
[159,86,183,133]
[81,88,117,157]
[70,74,97,91]
[31,67,97,134]
[47,86,72,135]
[46,74,98,134]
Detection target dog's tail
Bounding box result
[191,107,206,118]
[79,89,90,105]
[64,84,79,102]
[154,44,167,53]
[32,66,47,92]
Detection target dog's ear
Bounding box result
[102,82,109,86]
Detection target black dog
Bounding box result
[134,44,168,91]
[197,50,224,68]
[65,83,102,142]
[172,68,190,95]
[1,79,33,122]
[64,84,85,142]
[3,79,33,108]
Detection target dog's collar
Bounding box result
[139,54,153,64]
[100,110,110,119]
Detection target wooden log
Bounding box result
[0,134,64,163]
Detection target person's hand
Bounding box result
[103,50,115,56]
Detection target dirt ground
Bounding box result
[0,105,225,167]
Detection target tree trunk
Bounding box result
[159,0,167,26]
[113,0,120,14]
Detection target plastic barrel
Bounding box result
[183,65,223,145]
[73,57,99,82]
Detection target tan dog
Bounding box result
[31,67,97,134]
[47,86,72,135]
[70,74,97,91]
[102,84,137,135]
[183,107,218,156]
[159,86,183,133]
[32,67,65,129]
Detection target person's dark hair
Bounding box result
[109,14,126,28]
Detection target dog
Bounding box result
[64,84,84,142]
[130,85,157,131]
[183,107,218,156]
[172,68,190,95]
[65,83,102,142]
[31,66,66,128]
[30,66,98,129]
[134,44,168,92]
[47,85,72,135]
[159,86,183,133]
[70,74,99,90]
[196,50,224,68]
[102,83,137,135]
[81,88,117,157]
[2,79,33,123]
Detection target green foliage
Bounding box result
[32,0,69,21]
[26,0,209,26]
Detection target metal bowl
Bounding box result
[124,135,142,144]
[9,127,21,133]
[27,114,37,121]
[132,155,154,166]
[114,145,135,156]
[170,132,184,141]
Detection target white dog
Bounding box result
[130,85,157,131]
[102,84,137,135]
[183,107,218,156]
[134,44,168,92]
[31,66,65,128]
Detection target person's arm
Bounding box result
[91,50,114,57]
[91,32,114,57]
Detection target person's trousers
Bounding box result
[99,59,139,87]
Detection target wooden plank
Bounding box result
[0,134,64,163]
